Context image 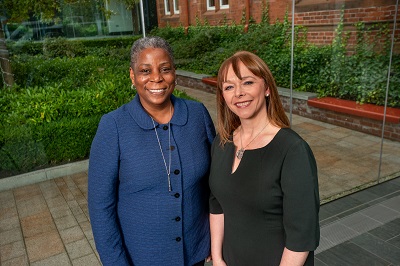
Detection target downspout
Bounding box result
[244,0,250,32]
[185,0,190,34]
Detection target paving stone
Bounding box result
[65,238,93,260]
[351,233,400,265]
[0,240,26,262]
[1,254,29,266]
[20,211,56,238]
[72,253,101,266]
[30,252,71,266]
[0,215,20,231]
[25,230,64,263]
[54,215,78,230]
[16,196,48,219]
[0,228,23,245]
[60,225,85,244]
[316,241,389,266]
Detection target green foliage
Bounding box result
[150,9,398,108]
[1,37,195,177]
[0,125,47,176]
[11,54,130,88]
[0,116,101,177]
[7,36,138,56]
[43,37,86,58]
[317,10,398,106]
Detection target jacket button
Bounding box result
[170,145,175,151]
[174,193,180,198]
[175,216,181,222]
[176,237,181,242]
[174,169,180,175]
[163,125,168,130]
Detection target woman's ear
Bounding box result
[129,67,135,85]
[265,88,270,97]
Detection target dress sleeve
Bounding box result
[209,137,224,214]
[281,138,320,252]
[88,114,130,265]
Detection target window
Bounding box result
[220,0,229,9]
[164,0,171,15]
[207,0,215,11]
[173,0,180,14]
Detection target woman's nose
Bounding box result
[150,71,163,82]
[235,86,245,98]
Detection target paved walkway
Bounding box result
[0,85,399,265]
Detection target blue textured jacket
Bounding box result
[88,94,215,265]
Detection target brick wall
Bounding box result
[156,0,399,51]
[291,4,400,50]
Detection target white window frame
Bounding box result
[164,0,171,15]
[220,0,229,9]
[207,0,216,11]
[173,0,180,14]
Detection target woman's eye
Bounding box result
[243,81,254,85]
[223,85,233,91]
[140,69,150,74]
[161,68,171,73]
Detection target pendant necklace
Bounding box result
[236,121,270,160]
[151,105,172,191]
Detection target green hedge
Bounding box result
[7,35,139,56]
[0,116,101,177]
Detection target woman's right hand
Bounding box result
[211,258,227,266]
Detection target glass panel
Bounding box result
[207,0,216,10]
[220,0,229,7]
[379,2,400,184]
[164,0,171,15]
[288,0,399,203]
[174,0,180,14]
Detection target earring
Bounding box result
[266,94,269,97]
[131,84,135,90]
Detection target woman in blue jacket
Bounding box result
[88,36,215,266]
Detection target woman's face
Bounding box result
[221,61,269,120]
[130,48,176,110]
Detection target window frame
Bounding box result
[164,0,171,15]
[219,0,229,9]
[173,0,180,14]
[207,0,216,11]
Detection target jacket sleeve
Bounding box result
[88,114,130,265]
[201,103,216,145]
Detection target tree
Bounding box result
[0,0,140,87]
[0,0,67,87]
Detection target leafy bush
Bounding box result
[0,116,101,177]
[11,54,130,89]
[43,37,86,58]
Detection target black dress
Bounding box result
[209,128,320,266]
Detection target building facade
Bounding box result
[156,0,399,50]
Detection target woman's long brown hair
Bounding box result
[216,51,290,146]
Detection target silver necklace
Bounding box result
[151,106,172,191]
[236,121,270,160]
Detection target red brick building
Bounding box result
[156,0,399,50]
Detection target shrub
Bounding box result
[11,54,130,89]
[0,115,101,177]
[43,37,87,58]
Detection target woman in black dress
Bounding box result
[209,51,320,266]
